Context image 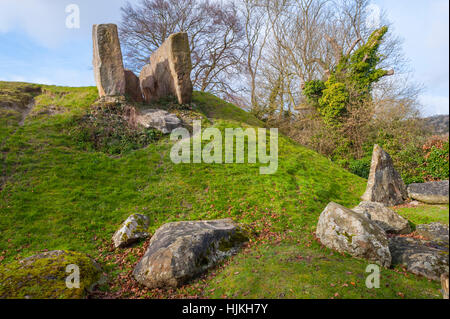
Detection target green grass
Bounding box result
[204,241,440,299]
[394,204,449,227]
[192,91,263,127]
[0,81,443,299]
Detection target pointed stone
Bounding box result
[140,32,193,104]
[361,144,407,206]
[92,24,126,97]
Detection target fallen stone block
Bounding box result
[133,219,248,288]
[316,202,391,267]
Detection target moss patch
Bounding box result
[0,250,101,299]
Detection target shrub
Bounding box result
[420,136,449,181]
[70,103,161,155]
[348,157,372,179]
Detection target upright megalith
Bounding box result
[140,32,193,104]
[361,144,408,206]
[92,24,126,97]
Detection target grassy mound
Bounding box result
[0,81,444,299]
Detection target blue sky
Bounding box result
[0,0,448,116]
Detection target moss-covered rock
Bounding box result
[0,250,102,299]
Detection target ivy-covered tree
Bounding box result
[303,26,394,127]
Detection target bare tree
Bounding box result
[238,0,270,113]
[119,0,245,96]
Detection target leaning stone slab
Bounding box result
[352,201,411,234]
[124,69,144,102]
[389,236,449,281]
[407,180,449,204]
[136,109,181,134]
[133,219,248,288]
[416,222,449,244]
[140,32,193,104]
[112,214,150,248]
[361,144,408,206]
[92,24,126,97]
[0,250,103,299]
[316,202,391,267]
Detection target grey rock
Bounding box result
[352,201,411,234]
[136,109,181,134]
[361,144,408,206]
[316,202,391,267]
[407,180,449,204]
[389,236,449,281]
[133,219,248,288]
[416,222,449,244]
[112,214,150,248]
[92,24,126,97]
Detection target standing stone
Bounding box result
[92,24,126,97]
[361,144,408,206]
[125,69,144,102]
[140,32,193,104]
[316,202,391,267]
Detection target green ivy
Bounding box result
[302,80,326,107]
[303,26,390,127]
[318,80,349,127]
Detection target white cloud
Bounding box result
[420,94,449,116]
[0,0,127,48]
[0,0,67,47]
